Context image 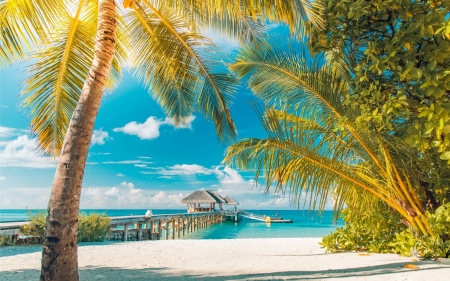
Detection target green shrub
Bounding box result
[20,209,46,238]
[19,209,111,243]
[389,203,450,258]
[0,234,16,246]
[320,202,404,253]
[321,203,450,258]
[77,212,110,242]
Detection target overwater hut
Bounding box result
[181,190,227,213]
[224,196,239,211]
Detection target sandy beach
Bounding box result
[0,238,449,280]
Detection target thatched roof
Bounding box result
[181,190,226,204]
[207,190,227,203]
[224,196,239,205]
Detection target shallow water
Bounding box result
[0,209,342,239]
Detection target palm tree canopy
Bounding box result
[0,0,323,156]
[224,34,437,236]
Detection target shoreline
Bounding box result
[1,238,449,280]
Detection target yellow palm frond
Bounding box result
[20,0,124,157]
[0,0,66,68]
[154,0,324,35]
[125,2,237,142]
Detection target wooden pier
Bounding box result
[108,211,224,241]
[0,211,229,243]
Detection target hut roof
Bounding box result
[224,196,239,205]
[181,190,226,204]
[207,190,227,203]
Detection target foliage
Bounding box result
[309,0,450,159]
[320,202,404,253]
[1,0,324,156]
[20,210,110,243]
[0,234,16,246]
[20,209,47,238]
[77,212,111,242]
[225,34,436,237]
[321,203,450,258]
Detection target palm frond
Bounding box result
[20,0,124,157]
[0,0,66,68]
[126,2,237,142]
[153,0,324,35]
[223,106,417,224]
[231,34,389,172]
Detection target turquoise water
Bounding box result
[0,209,342,239]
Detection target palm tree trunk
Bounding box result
[40,1,116,280]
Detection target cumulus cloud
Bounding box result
[116,173,125,177]
[150,164,248,185]
[0,176,5,180]
[113,116,195,140]
[91,129,111,146]
[79,181,186,208]
[0,186,50,208]
[0,126,27,138]
[0,135,55,168]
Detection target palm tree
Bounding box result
[1,1,322,280]
[223,34,437,238]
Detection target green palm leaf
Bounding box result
[20,0,126,156]
[126,2,237,142]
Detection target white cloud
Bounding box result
[116,173,125,177]
[0,187,50,208]
[0,176,5,180]
[113,116,195,140]
[79,182,187,208]
[102,160,153,165]
[204,29,240,55]
[150,164,247,186]
[215,166,247,184]
[91,129,111,146]
[0,126,27,138]
[156,164,214,176]
[0,135,55,168]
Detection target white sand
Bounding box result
[0,238,449,280]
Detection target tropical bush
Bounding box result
[20,209,47,238]
[321,203,450,258]
[77,212,111,242]
[20,210,110,243]
[224,9,449,257]
[0,234,16,246]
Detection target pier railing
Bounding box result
[0,210,240,243]
[108,211,224,241]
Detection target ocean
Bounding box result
[0,209,342,239]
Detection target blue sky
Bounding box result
[0,29,334,211]
[0,31,310,210]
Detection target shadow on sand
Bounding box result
[0,261,448,280]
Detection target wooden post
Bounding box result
[150,220,154,240]
[165,219,169,240]
[138,223,143,241]
[123,224,128,242]
[158,219,162,240]
[183,218,186,235]
[171,218,175,239]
